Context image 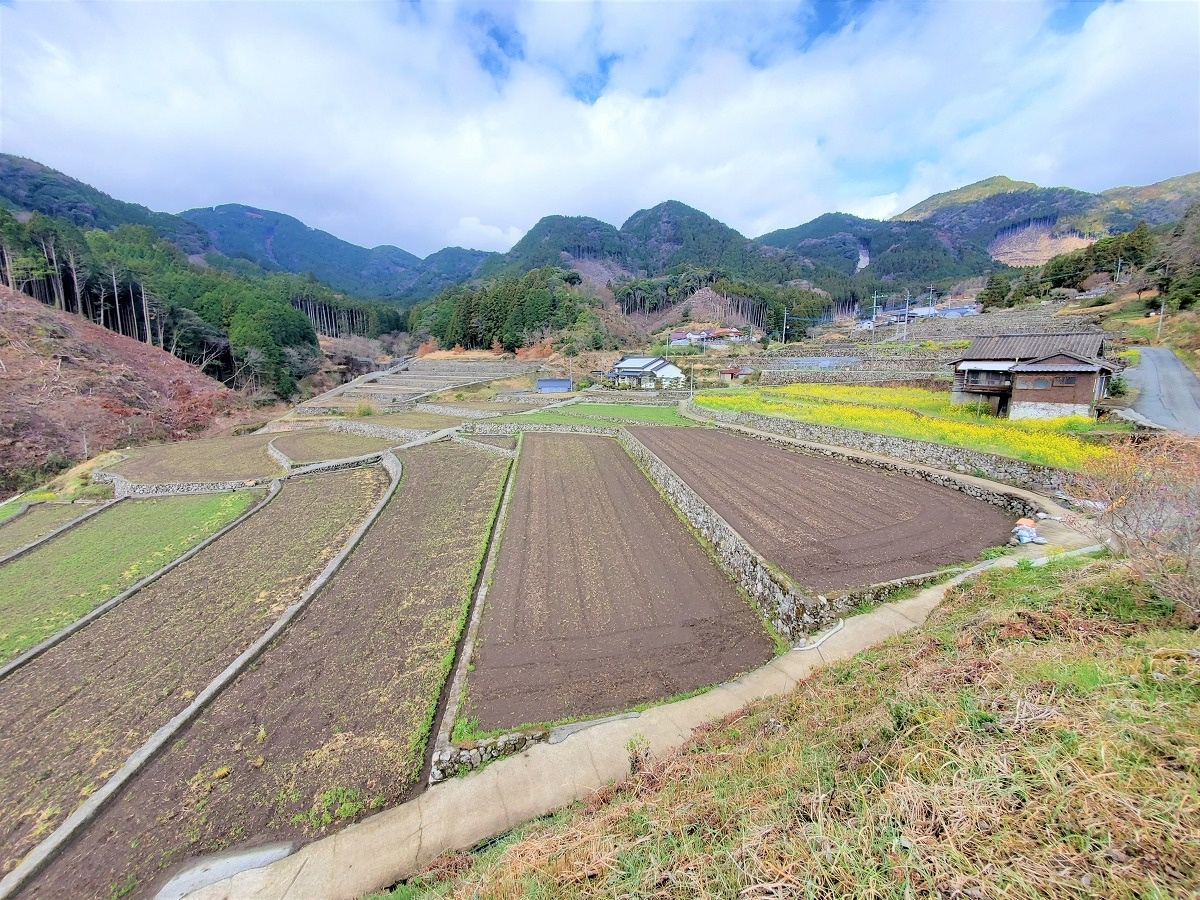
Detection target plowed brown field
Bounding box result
[627,427,1014,593]
[0,467,388,875]
[33,444,510,900]
[465,433,774,732]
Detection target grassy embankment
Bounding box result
[694,385,1117,471]
[0,490,261,660]
[491,403,692,428]
[384,553,1200,899]
[1094,292,1200,375]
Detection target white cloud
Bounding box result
[0,0,1196,256]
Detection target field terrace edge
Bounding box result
[0,455,403,900]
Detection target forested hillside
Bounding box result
[0,155,210,254]
[182,204,492,300]
[0,209,402,397]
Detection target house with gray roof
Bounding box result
[950,332,1118,419]
[606,355,685,389]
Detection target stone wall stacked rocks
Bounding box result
[618,429,826,640]
[415,403,499,419]
[430,731,548,783]
[466,422,620,436]
[93,472,266,498]
[329,421,431,441]
[687,401,1071,493]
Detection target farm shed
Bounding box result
[950,332,1117,419]
[719,366,755,383]
[606,355,685,388]
[536,378,573,393]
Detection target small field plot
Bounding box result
[109,432,284,483]
[0,467,387,874]
[368,410,465,430]
[34,444,510,899]
[490,403,691,428]
[0,491,261,662]
[465,433,774,733]
[0,502,88,556]
[272,428,397,463]
[628,427,1014,594]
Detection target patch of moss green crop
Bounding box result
[0,490,261,660]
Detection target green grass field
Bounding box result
[0,503,89,557]
[0,491,262,660]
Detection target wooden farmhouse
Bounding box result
[950,332,1118,419]
[606,355,686,389]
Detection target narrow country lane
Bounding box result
[1127,347,1200,435]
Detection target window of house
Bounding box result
[1053,376,1077,386]
[1016,376,1051,389]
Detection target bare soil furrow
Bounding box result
[32,444,509,900]
[465,433,774,732]
[0,467,388,875]
[627,426,1015,593]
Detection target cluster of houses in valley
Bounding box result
[600,330,1119,421]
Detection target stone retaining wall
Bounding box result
[760,370,950,386]
[618,429,820,639]
[96,473,269,497]
[267,440,293,469]
[451,436,520,458]
[430,731,548,783]
[465,422,620,436]
[253,420,326,435]
[416,403,500,419]
[687,401,1071,493]
[329,421,431,441]
[289,453,385,477]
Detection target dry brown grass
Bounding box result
[388,556,1199,899]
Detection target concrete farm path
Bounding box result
[1128,347,1200,435]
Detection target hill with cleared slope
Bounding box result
[0,286,244,492]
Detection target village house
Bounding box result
[950,332,1118,419]
[606,355,686,389]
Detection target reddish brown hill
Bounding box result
[0,287,244,492]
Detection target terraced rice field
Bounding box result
[0,467,388,875]
[109,433,285,483]
[464,433,774,732]
[271,428,397,463]
[462,435,519,451]
[36,444,510,899]
[0,502,89,557]
[0,491,263,662]
[627,427,1014,593]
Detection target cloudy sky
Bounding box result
[1,0,1197,257]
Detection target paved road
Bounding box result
[1127,347,1200,435]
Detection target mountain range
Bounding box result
[2,153,1197,304]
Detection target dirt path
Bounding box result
[464,433,774,732]
[0,468,388,876]
[628,427,1014,593]
[31,445,509,900]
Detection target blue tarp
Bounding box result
[537,378,573,393]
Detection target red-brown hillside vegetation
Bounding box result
[0,286,241,492]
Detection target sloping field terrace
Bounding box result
[0,502,89,557]
[0,468,387,876]
[271,427,397,463]
[0,491,262,662]
[463,433,775,733]
[109,433,285,483]
[32,444,510,900]
[627,426,1014,593]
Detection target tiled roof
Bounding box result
[960,332,1105,361]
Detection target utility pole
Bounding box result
[1157,263,1170,343]
[1115,257,1123,285]
[902,290,911,340]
